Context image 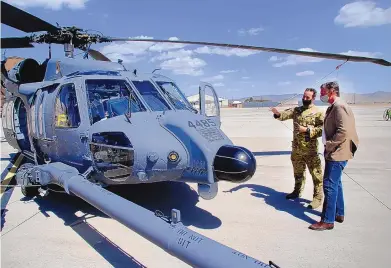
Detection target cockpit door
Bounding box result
[199,82,221,127]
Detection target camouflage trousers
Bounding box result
[290,149,323,198]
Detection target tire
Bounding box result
[18,163,40,198]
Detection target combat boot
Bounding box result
[308,190,323,209]
[286,190,301,199]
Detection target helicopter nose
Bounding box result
[213,145,256,183]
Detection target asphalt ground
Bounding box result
[1,105,390,268]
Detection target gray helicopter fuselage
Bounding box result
[2,58,257,194]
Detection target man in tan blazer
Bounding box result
[309,81,359,231]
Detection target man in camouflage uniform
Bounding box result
[271,88,324,209]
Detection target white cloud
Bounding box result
[213,83,225,87]
[160,56,206,76]
[269,56,281,62]
[335,1,391,27]
[238,27,264,36]
[150,49,194,62]
[296,70,315,76]
[278,81,291,86]
[99,35,154,62]
[194,46,260,57]
[204,75,224,82]
[5,0,88,9]
[242,76,250,79]
[271,48,324,67]
[220,70,238,73]
[339,50,382,58]
[148,37,188,52]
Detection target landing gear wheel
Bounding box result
[18,163,39,198]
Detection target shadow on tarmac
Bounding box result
[108,181,222,230]
[224,183,321,224]
[32,188,146,268]
[9,181,220,267]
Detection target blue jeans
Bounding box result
[322,160,348,223]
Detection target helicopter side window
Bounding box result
[155,81,194,111]
[85,79,146,124]
[131,80,171,112]
[54,83,81,128]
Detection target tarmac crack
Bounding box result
[1,211,40,237]
[342,171,391,212]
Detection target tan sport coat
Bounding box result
[323,98,359,161]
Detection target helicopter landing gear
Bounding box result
[17,163,40,198]
[197,182,218,200]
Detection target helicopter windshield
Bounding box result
[85,79,146,124]
[155,81,196,112]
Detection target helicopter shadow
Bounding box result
[252,151,292,156]
[32,186,146,268]
[224,184,321,224]
[108,181,222,230]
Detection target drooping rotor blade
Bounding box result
[1,1,59,33]
[87,49,111,61]
[1,37,34,48]
[102,37,391,67]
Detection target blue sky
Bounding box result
[1,0,390,99]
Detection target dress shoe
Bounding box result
[308,221,334,231]
[335,215,344,223]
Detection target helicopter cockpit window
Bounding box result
[155,81,195,112]
[85,79,146,124]
[54,83,81,128]
[131,80,171,112]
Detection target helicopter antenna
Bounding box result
[117,59,127,71]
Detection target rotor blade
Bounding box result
[1,1,59,33]
[102,37,391,67]
[87,49,111,61]
[1,37,34,48]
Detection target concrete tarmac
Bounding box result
[1,105,391,268]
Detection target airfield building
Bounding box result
[187,94,229,109]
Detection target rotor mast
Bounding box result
[64,43,74,58]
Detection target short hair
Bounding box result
[321,81,340,97]
[305,88,317,99]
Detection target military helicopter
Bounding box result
[1,1,390,200]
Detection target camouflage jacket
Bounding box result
[276,104,324,152]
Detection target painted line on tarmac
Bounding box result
[1,153,24,194]
[0,153,19,182]
[1,153,23,215]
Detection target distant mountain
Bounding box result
[239,94,298,102]
[237,91,391,104]
[341,91,391,103]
